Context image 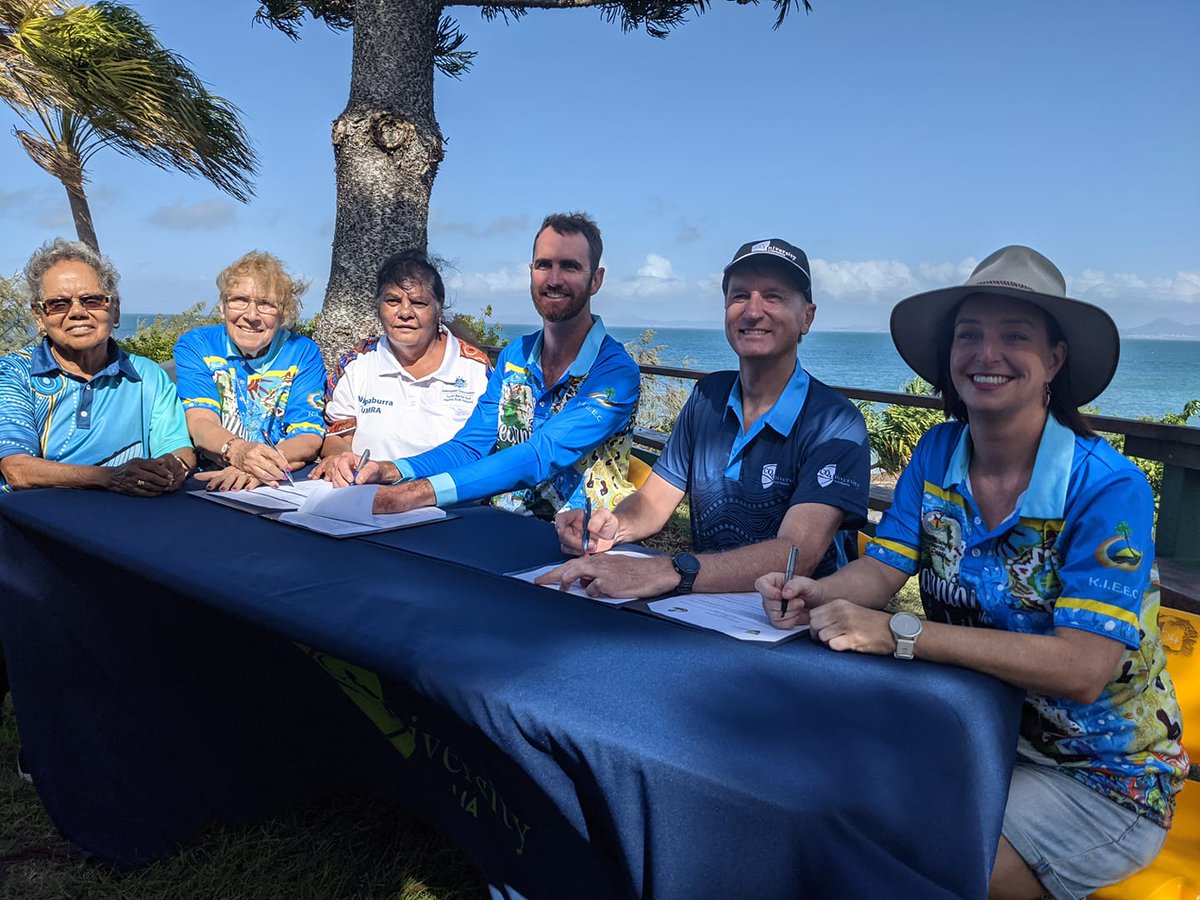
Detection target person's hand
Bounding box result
[106,457,175,497]
[534,553,677,600]
[309,452,360,485]
[555,507,618,556]
[194,466,263,492]
[227,439,289,484]
[371,478,435,514]
[808,599,895,655]
[756,572,827,630]
[156,453,191,493]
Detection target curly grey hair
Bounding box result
[24,238,121,304]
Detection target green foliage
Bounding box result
[449,304,507,350]
[1103,399,1200,504]
[117,302,220,362]
[624,329,692,433]
[0,272,36,354]
[858,377,944,474]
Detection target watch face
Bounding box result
[891,612,922,639]
[673,553,700,576]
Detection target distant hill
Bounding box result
[1123,318,1200,339]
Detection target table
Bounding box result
[0,486,1022,898]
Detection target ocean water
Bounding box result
[600,326,1200,424]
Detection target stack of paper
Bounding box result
[193,481,445,537]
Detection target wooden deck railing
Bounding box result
[631,363,1200,613]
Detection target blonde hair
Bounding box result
[216,250,308,329]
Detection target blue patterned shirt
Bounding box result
[0,339,191,492]
[867,417,1188,825]
[395,316,639,518]
[173,324,326,444]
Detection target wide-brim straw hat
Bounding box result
[889,245,1120,405]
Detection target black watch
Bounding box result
[672,552,701,594]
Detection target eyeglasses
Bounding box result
[225,296,280,315]
[39,294,112,316]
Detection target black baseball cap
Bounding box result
[722,239,812,302]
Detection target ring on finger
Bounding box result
[137,479,145,487]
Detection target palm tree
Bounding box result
[0,0,256,251]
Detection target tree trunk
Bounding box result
[64,180,100,253]
[314,0,444,363]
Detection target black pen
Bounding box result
[351,448,371,485]
[582,497,592,554]
[259,428,295,484]
[780,544,799,617]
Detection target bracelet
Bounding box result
[219,437,243,465]
[170,453,191,473]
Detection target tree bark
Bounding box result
[65,181,100,253]
[314,0,444,363]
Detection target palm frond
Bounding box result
[2,0,257,201]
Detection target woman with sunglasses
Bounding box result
[0,238,195,496]
[757,246,1187,898]
[173,251,326,491]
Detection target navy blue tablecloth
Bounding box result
[0,487,1022,898]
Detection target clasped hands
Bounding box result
[108,454,189,496]
[756,572,895,653]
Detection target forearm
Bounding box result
[279,434,322,464]
[0,455,111,490]
[186,413,239,460]
[916,623,1119,704]
[814,557,908,610]
[692,539,801,593]
[320,433,354,458]
[611,491,675,544]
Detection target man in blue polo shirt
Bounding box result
[539,238,870,599]
[358,212,639,518]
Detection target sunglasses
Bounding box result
[39,294,112,316]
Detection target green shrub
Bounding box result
[624,329,692,433]
[449,305,507,350]
[117,302,222,362]
[0,273,36,354]
[858,377,944,474]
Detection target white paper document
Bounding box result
[507,550,655,605]
[194,481,445,537]
[192,479,332,512]
[646,592,805,643]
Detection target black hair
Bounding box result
[535,212,603,276]
[375,250,445,306]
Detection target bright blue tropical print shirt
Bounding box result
[0,339,191,492]
[173,325,326,444]
[867,417,1188,826]
[395,316,639,518]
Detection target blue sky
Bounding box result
[1,0,1197,332]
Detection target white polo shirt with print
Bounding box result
[324,328,490,460]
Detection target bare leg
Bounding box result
[990,836,1050,900]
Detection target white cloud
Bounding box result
[1073,269,1200,305]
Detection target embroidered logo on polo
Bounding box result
[817,464,836,487]
[761,463,777,488]
[587,387,617,409]
[1095,522,1144,571]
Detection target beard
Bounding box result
[532,289,590,323]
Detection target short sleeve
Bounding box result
[866,428,946,576]
[1052,463,1155,650]
[785,397,870,529]
[143,363,193,457]
[172,328,222,414]
[0,354,39,459]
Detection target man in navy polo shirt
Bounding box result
[539,238,870,599]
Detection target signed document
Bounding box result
[646,592,807,643]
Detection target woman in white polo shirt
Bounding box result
[311,250,490,480]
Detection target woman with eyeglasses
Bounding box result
[311,249,490,486]
[0,238,195,495]
[173,251,326,491]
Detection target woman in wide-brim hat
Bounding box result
[757,246,1188,898]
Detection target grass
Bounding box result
[0,697,487,900]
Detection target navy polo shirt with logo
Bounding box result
[653,364,870,577]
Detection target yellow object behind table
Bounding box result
[1095,606,1200,900]
[627,455,653,490]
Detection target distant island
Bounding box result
[1123,318,1200,340]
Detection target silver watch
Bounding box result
[889,612,923,660]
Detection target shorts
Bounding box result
[1001,762,1168,900]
